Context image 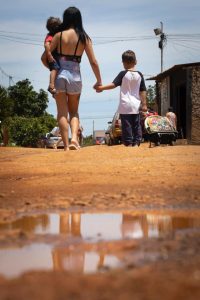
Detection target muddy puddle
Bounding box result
[0,211,200,278]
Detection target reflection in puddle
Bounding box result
[0,244,53,278]
[0,211,200,278]
[1,212,200,239]
[0,243,121,278]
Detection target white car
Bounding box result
[45,134,64,148]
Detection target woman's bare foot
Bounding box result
[69,140,80,150]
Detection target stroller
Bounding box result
[140,110,158,142]
[144,115,178,147]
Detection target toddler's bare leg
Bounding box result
[48,70,57,94]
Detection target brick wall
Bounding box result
[160,77,170,116]
[191,67,200,144]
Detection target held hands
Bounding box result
[93,82,103,93]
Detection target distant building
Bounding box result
[93,130,106,138]
[148,62,200,144]
[93,130,106,145]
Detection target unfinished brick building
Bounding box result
[148,62,200,144]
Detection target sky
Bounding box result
[0,0,200,135]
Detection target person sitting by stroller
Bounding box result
[166,107,177,130]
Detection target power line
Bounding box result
[80,115,113,120]
[1,29,200,38]
[0,35,43,46]
[169,40,197,61]
[0,33,156,47]
[0,30,43,36]
[168,40,200,52]
[0,33,43,43]
[1,29,200,47]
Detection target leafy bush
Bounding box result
[8,115,56,147]
[0,80,56,147]
[82,135,93,147]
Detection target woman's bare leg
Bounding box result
[54,93,69,151]
[68,94,80,146]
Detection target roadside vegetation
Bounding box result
[0,80,56,147]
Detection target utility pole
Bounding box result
[92,120,95,141]
[159,22,164,73]
[154,22,166,73]
[9,76,13,87]
[0,67,13,87]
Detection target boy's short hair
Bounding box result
[122,50,136,64]
[46,17,62,35]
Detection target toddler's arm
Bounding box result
[45,41,55,63]
[41,51,48,68]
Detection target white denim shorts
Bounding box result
[55,59,82,95]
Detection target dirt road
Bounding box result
[0,144,200,300]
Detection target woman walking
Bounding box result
[50,7,102,150]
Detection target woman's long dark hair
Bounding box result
[62,7,90,44]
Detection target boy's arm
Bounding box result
[139,91,147,112]
[95,71,125,92]
[96,83,116,92]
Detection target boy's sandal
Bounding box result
[48,86,57,95]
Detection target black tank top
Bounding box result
[59,31,82,63]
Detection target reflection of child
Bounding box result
[41,17,62,95]
[96,50,147,147]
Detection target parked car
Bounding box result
[105,110,159,146]
[46,134,64,148]
[95,136,105,145]
[37,133,64,149]
[105,112,122,146]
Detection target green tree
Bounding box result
[8,79,48,117]
[0,79,56,146]
[146,84,156,107]
[0,85,14,121]
[0,85,14,144]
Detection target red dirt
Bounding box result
[0,144,200,300]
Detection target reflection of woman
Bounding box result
[50,7,102,150]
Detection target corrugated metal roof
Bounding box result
[147,62,200,81]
